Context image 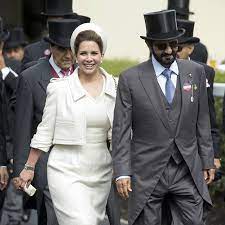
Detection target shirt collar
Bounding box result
[151,54,179,77]
[49,55,61,75]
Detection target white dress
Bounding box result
[47,76,113,225]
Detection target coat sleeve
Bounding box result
[206,66,220,158]
[30,82,57,152]
[13,75,34,177]
[0,81,7,166]
[197,67,214,169]
[112,73,132,179]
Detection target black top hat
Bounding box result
[140,10,185,41]
[168,0,194,16]
[177,19,200,44]
[41,0,74,16]
[44,19,81,48]
[4,27,28,49]
[0,17,9,42]
[65,13,91,24]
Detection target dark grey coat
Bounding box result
[13,58,52,189]
[112,59,214,225]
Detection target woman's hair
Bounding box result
[74,30,103,55]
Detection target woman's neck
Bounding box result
[78,69,102,83]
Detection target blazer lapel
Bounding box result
[176,60,193,134]
[139,60,170,131]
[38,60,53,93]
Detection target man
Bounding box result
[1,26,28,225]
[22,0,90,69]
[0,17,20,223]
[167,0,208,63]
[4,27,28,62]
[176,19,221,170]
[112,10,215,225]
[0,74,9,218]
[13,19,81,225]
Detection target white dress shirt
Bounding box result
[152,54,179,94]
[1,67,18,80]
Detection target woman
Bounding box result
[16,23,117,225]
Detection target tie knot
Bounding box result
[61,68,70,76]
[162,69,172,79]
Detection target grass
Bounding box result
[102,58,139,77]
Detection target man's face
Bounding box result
[176,44,194,60]
[150,40,178,67]
[51,45,74,70]
[4,46,24,61]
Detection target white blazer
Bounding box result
[30,67,117,152]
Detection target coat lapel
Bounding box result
[176,59,193,134]
[139,60,171,131]
[38,60,53,93]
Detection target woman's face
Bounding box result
[76,40,103,76]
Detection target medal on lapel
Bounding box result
[183,73,196,103]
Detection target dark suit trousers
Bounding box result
[135,158,204,225]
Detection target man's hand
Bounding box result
[115,177,132,199]
[13,177,21,189]
[214,158,221,169]
[203,168,215,184]
[0,167,9,190]
[14,169,34,190]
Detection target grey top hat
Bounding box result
[177,19,200,44]
[44,19,81,48]
[41,0,74,16]
[140,10,185,41]
[4,27,28,49]
[168,0,194,16]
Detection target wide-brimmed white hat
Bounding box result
[70,23,107,55]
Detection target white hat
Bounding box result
[70,22,107,55]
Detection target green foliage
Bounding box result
[102,58,138,77]
[211,70,225,199]
[215,70,225,83]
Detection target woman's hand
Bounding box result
[16,169,34,190]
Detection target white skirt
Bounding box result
[47,143,112,225]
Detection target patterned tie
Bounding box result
[61,68,70,77]
[162,68,175,104]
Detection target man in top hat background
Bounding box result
[22,0,90,70]
[167,0,209,64]
[176,19,221,171]
[1,27,28,225]
[13,18,80,225]
[0,16,21,224]
[112,9,214,225]
[4,27,28,62]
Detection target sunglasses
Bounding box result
[154,41,178,50]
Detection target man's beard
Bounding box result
[152,50,177,67]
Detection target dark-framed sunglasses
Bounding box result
[153,41,178,50]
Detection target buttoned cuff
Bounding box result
[1,67,18,80]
